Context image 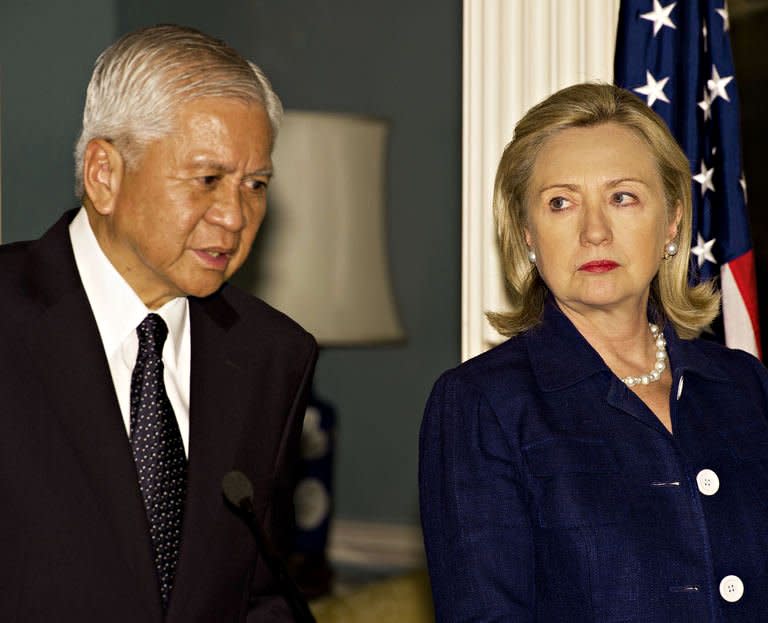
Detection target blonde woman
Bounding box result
[420,83,768,622]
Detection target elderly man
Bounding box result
[0,25,316,622]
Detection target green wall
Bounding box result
[1,1,461,525]
[0,0,117,241]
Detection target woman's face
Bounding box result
[524,122,680,317]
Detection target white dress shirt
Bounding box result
[69,207,191,455]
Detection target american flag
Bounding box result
[615,0,761,358]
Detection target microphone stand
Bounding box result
[222,471,317,623]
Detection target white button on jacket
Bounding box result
[720,575,744,603]
[696,468,720,496]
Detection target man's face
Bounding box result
[98,97,273,308]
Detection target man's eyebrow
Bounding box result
[245,167,273,178]
[186,159,273,177]
[187,160,233,173]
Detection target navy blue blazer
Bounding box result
[420,300,768,622]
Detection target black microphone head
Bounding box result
[222,470,254,507]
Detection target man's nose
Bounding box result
[207,184,245,232]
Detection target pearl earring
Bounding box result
[528,249,537,263]
[664,241,678,259]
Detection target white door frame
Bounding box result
[462,0,620,360]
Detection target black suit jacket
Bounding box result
[0,211,317,622]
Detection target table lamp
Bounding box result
[233,110,405,595]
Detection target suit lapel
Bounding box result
[169,293,253,616]
[22,213,162,622]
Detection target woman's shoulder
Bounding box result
[675,334,767,384]
[422,336,534,463]
[680,334,761,363]
[431,334,535,401]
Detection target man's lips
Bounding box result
[578,260,619,273]
[194,248,234,270]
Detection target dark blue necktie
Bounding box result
[130,313,187,610]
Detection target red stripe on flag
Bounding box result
[727,250,761,359]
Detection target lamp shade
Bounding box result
[234,111,405,345]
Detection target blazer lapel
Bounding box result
[22,213,162,622]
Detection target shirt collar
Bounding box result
[525,296,730,392]
[68,207,188,366]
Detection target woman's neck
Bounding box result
[555,298,660,380]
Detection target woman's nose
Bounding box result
[579,201,612,246]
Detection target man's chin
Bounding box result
[181,278,227,299]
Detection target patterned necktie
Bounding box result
[130,313,187,610]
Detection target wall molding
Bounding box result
[328,519,425,569]
[462,0,620,360]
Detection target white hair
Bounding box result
[74,24,283,198]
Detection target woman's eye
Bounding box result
[548,196,570,211]
[612,191,637,205]
[200,175,218,187]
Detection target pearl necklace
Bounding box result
[622,323,667,387]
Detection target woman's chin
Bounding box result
[557,287,645,313]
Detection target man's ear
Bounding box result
[82,139,124,215]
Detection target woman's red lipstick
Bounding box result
[579,260,619,273]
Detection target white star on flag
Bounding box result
[693,161,716,196]
[634,71,671,107]
[691,233,717,267]
[640,0,677,36]
[698,88,712,121]
[716,6,730,32]
[707,65,733,102]
[702,19,708,51]
[740,172,748,203]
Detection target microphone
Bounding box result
[222,470,317,623]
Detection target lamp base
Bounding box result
[292,389,336,598]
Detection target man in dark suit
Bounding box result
[0,25,317,622]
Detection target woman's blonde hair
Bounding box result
[489,82,719,339]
